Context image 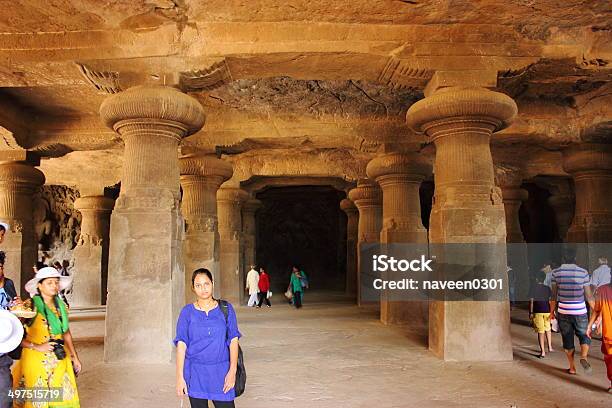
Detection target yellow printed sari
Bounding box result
[12,306,79,408]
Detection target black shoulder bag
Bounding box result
[219,300,246,397]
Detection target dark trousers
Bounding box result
[0,355,12,408]
[189,397,235,407]
[257,291,271,307]
[293,291,303,308]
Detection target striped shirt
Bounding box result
[552,264,590,315]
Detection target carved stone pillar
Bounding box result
[348,179,382,305]
[180,155,232,302]
[366,152,431,326]
[217,187,249,304]
[242,198,262,278]
[407,84,517,361]
[499,177,529,302]
[563,144,612,243]
[0,162,45,294]
[563,144,612,268]
[71,196,114,307]
[340,198,359,299]
[546,178,574,242]
[99,86,205,363]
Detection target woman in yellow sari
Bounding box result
[12,267,81,408]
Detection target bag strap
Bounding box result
[219,299,229,342]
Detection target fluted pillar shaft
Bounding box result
[72,196,115,307]
[340,199,359,299]
[407,85,517,361]
[348,179,382,305]
[0,162,45,294]
[100,85,205,363]
[180,155,233,302]
[242,198,262,280]
[367,153,431,326]
[217,188,249,304]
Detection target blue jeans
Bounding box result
[0,354,12,408]
[558,313,591,351]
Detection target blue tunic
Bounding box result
[174,302,241,401]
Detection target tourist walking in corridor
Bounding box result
[587,277,612,392]
[13,266,81,407]
[257,268,271,308]
[175,268,242,408]
[529,271,554,358]
[550,247,595,375]
[591,257,611,294]
[289,268,305,309]
[245,265,259,307]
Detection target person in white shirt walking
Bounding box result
[591,257,611,294]
[246,265,260,307]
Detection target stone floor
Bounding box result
[66,292,610,408]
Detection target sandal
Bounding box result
[566,369,577,375]
[579,358,592,375]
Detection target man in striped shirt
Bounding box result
[550,247,595,375]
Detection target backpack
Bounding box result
[219,300,246,397]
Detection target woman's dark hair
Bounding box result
[0,224,5,232]
[192,268,213,287]
[0,251,5,266]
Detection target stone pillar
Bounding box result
[348,179,382,305]
[563,144,612,243]
[180,155,232,302]
[217,187,249,304]
[366,152,431,326]
[407,82,517,361]
[499,180,529,302]
[99,86,205,363]
[0,162,45,294]
[546,178,574,242]
[563,144,612,268]
[340,198,359,299]
[71,195,114,307]
[242,198,262,276]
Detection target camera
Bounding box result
[51,339,66,360]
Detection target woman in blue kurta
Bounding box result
[175,268,241,408]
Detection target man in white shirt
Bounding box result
[591,257,611,293]
[245,265,260,307]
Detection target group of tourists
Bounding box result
[528,247,611,392]
[245,266,272,308]
[245,265,309,309]
[0,221,81,408]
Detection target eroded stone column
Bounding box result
[0,162,44,294]
[340,198,359,299]
[71,195,114,307]
[348,179,382,305]
[366,152,431,326]
[407,82,517,361]
[217,187,249,303]
[563,144,612,243]
[100,86,205,363]
[563,144,612,268]
[242,198,262,276]
[180,155,233,302]
[499,179,529,302]
[546,178,574,242]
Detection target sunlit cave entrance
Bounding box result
[255,185,347,294]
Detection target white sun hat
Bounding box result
[0,309,24,354]
[24,266,73,298]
